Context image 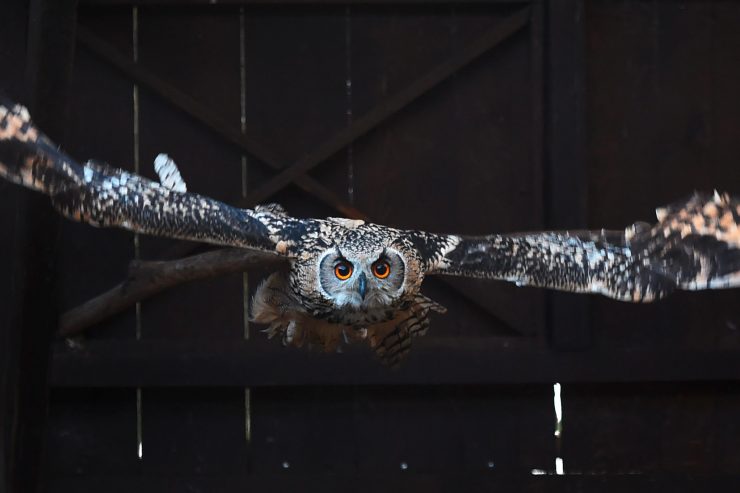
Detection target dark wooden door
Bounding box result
[1,0,739,491]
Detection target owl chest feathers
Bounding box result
[252,271,404,328]
[251,271,445,363]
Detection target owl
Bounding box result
[2,101,739,366]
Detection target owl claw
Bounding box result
[262,321,283,339]
[284,320,297,345]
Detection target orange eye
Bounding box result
[334,261,353,281]
[372,260,391,279]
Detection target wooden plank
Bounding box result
[0,1,30,489]
[251,387,358,473]
[75,25,366,221]
[713,383,740,472]
[241,12,359,477]
[25,0,79,137]
[45,8,141,489]
[242,5,533,336]
[353,386,553,473]
[72,12,528,337]
[0,0,28,101]
[562,383,740,474]
[50,338,740,387]
[346,6,544,338]
[47,389,141,476]
[545,0,590,351]
[241,4,347,220]
[585,1,740,353]
[529,0,544,230]
[81,0,529,5]
[75,8,529,219]
[130,8,251,477]
[45,473,740,493]
[59,10,138,341]
[136,7,246,341]
[137,389,248,474]
[4,1,79,492]
[240,7,531,206]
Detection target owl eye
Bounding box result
[334,261,353,280]
[372,260,391,279]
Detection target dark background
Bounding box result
[1,0,739,491]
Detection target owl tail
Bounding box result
[370,294,446,369]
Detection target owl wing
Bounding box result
[419,192,740,302]
[0,100,309,256]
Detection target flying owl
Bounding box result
[1,101,739,366]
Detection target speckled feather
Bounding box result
[2,100,738,365]
[429,192,740,302]
[0,103,283,252]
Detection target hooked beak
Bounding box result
[358,272,367,300]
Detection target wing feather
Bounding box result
[633,192,740,291]
[424,193,739,302]
[0,100,300,255]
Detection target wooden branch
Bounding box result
[51,338,740,387]
[58,248,286,337]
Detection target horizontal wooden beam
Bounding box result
[51,338,740,387]
[81,0,529,5]
[45,473,740,492]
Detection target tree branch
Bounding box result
[58,248,286,337]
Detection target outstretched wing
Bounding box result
[0,100,305,256]
[421,192,740,302]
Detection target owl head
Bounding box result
[316,245,408,311]
[287,222,426,319]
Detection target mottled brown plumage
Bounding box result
[1,100,738,365]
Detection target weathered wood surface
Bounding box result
[51,338,740,387]
[3,0,735,488]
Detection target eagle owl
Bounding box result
[1,101,739,366]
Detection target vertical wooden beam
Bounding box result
[530,0,545,230]
[0,2,31,490]
[3,1,78,492]
[0,151,20,493]
[26,0,79,137]
[545,0,590,351]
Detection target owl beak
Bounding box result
[358,272,367,300]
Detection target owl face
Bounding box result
[316,246,407,311]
